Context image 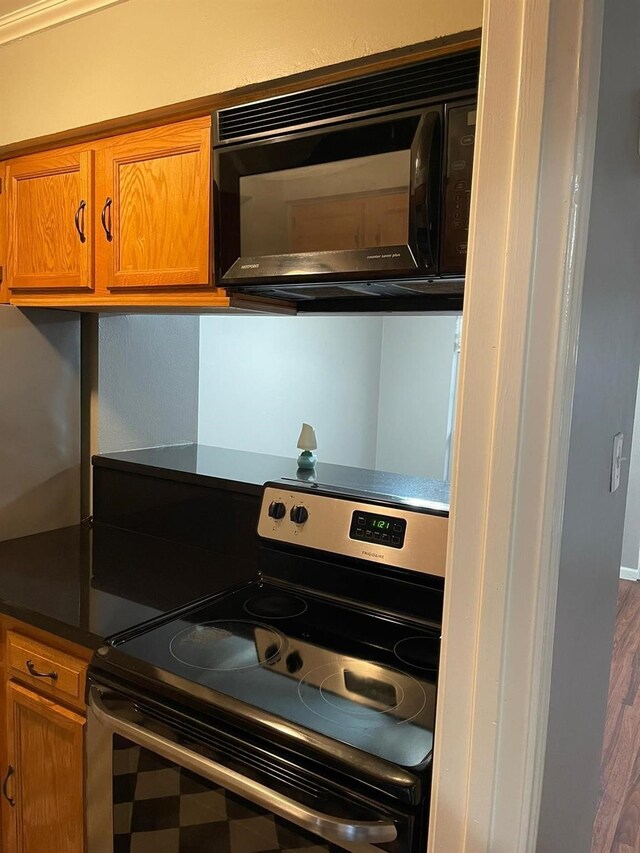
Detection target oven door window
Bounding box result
[112,735,393,853]
[215,109,442,284]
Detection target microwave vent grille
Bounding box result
[216,48,480,144]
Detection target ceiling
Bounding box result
[0,0,36,16]
[0,0,124,46]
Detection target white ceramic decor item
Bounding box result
[297,423,318,469]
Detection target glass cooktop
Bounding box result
[108,581,440,769]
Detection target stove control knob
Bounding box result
[268,501,286,520]
[286,651,303,674]
[290,505,309,525]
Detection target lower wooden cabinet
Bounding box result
[0,619,91,853]
[3,682,85,853]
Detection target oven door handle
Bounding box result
[88,687,398,846]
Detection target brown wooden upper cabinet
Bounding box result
[95,117,211,290]
[5,148,94,292]
[0,161,7,303]
[0,116,214,307]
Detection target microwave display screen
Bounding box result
[239,151,411,258]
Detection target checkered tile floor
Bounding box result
[112,735,334,853]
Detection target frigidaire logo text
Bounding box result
[361,550,385,560]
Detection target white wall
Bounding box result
[621,365,640,575]
[376,315,458,479]
[0,0,482,147]
[0,307,80,541]
[97,313,460,475]
[198,314,459,476]
[198,316,384,468]
[536,0,640,847]
[98,315,200,452]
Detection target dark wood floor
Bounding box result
[593,581,640,852]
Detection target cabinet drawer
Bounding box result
[6,632,87,709]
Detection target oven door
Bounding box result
[214,108,441,288]
[86,682,404,853]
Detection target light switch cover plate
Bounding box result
[611,432,624,493]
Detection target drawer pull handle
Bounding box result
[2,765,15,807]
[26,659,58,680]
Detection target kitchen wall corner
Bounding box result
[98,314,200,453]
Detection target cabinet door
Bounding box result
[0,162,7,303]
[6,149,94,291]
[3,681,85,853]
[96,118,211,289]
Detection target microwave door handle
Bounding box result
[88,687,397,847]
[409,110,441,272]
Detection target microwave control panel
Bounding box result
[440,102,476,275]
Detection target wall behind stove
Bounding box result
[198,316,384,469]
[96,313,459,477]
[376,316,460,479]
[198,315,459,478]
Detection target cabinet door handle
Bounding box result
[100,197,113,242]
[26,659,58,680]
[74,199,87,243]
[2,766,15,807]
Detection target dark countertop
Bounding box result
[94,444,450,510]
[0,448,449,650]
[0,522,258,650]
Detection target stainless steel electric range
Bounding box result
[86,481,449,853]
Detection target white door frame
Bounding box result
[429,1,604,851]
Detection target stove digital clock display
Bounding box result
[349,511,406,549]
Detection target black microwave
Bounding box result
[213,49,479,309]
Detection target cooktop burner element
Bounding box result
[244,592,308,619]
[394,636,441,671]
[298,660,427,727]
[169,620,284,671]
[106,580,439,767]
